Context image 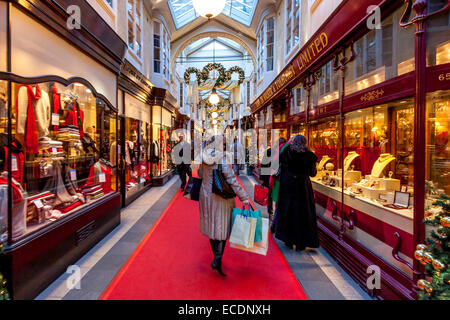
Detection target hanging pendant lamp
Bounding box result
[209,88,220,105]
[192,0,226,19]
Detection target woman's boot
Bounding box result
[211,240,227,277]
[209,239,217,256]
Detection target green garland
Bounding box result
[184,65,246,88]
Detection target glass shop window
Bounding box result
[343,98,415,212]
[426,0,450,66]
[345,5,415,95]
[124,119,150,197]
[0,81,118,242]
[425,90,450,221]
[290,123,306,138]
[308,116,341,181]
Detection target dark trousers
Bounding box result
[177,164,192,190]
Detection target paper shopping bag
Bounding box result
[232,206,262,243]
[231,217,269,255]
[230,214,257,248]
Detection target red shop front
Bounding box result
[250,0,450,300]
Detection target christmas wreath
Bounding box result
[201,63,229,87]
[183,67,202,85]
[226,66,245,85]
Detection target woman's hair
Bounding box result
[290,134,308,153]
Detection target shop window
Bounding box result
[310,60,339,108]
[425,90,449,218]
[179,82,184,108]
[0,80,118,242]
[123,92,151,198]
[127,0,142,58]
[345,5,415,95]
[151,106,174,177]
[309,116,341,171]
[290,123,306,138]
[426,1,450,66]
[342,99,415,216]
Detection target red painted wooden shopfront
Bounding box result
[251,0,450,300]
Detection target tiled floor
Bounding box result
[36,174,372,300]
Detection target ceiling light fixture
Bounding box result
[209,88,220,105]
[211,111,218,119]
[193,0,225,19]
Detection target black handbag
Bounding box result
[212,164,236,199]
[183,176,202,201]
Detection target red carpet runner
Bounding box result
[100,184,308,300]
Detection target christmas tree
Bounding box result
[0,240,10,300]
[415,194,450,300]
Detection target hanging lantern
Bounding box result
[192,0,226,19]
[209,88,220,105]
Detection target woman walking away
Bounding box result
[198,137,250,276]
[274,135,319,251]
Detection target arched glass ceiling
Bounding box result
[168,0,258,29]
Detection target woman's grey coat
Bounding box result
[198,160,249,240]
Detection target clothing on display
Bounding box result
[16,85,51,153]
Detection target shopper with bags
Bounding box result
[198,136,250,277]
[173,135,192,191]
[260,137,287,222]
[274,135,319,251]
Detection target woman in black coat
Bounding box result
[274,135,319,251]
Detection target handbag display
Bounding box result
[231,217,269,256]
[254,184,269,206]
[212,163,236,199]
[183,176,202,201]
[229,213,257,248]
[232,205,263,243]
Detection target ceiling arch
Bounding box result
[171,31,257,75]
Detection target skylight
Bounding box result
[168,0,198,29]
[168,0,258,29]
[223,0,258,26]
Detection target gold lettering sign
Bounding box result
[438,72,450,81]
[251,32,329,112]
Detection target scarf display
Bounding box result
[16,85,41,153]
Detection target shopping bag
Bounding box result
[254,184,268,206]
[271,180,280,203]
[229,214,257,248]
[183,176,202,201]
[231,217,269,256]
[232,206,263,243]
